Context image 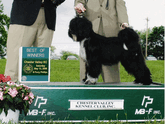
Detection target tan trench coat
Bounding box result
[75,0,129,37]
[75,0,129,83]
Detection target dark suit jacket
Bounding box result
[10,0,65,31]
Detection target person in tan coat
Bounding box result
[74,0,129,83]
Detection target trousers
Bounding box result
[5,8,54,82]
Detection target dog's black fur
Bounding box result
[68,16,152,85]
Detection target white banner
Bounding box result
[69,99,124,110]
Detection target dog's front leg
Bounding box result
[84,61,101,85]
[82,62,88,83]
[85,74,98,85]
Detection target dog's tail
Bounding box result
[118,27,139,43]
[151,82,163,86]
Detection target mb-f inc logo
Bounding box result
[34,96,47,108]
[27,96,56,116]
[135,96,153,115]
[141,96,153,108]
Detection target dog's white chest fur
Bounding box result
[80,38,87,61]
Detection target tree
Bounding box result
[50,46,56,56]
[137,28,152,56]
[138,26,164,60]
[60,50,79,60]
[0,0,10,57]
[147,26,164,60]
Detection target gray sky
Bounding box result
[2,0,165,55]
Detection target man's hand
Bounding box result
[121,23,129,29]
[74,3,86,14]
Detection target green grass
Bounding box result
[120,60,164,83]
[0,59,6,74]
[51,60,165,83]
[0,59,164,83]
[50,60,80,82]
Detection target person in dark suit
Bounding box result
[5,0,65,82]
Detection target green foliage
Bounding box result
[137,28,152,53]
[60,50,79,60]
[50,46,56,56]
[147,26,164,59]
[138,26,164,60]
[0,0,10,57]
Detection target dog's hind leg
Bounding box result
[120,54,152,85]
[133,66,152,85]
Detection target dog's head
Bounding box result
[118,27,140,49]
[68,16,92,42]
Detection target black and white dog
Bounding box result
[68,16,153,85]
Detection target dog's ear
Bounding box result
[77,17,92,38]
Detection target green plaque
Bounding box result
[19,82,164,123]
[19,47,50,83]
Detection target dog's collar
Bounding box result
[78,15,84,18]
